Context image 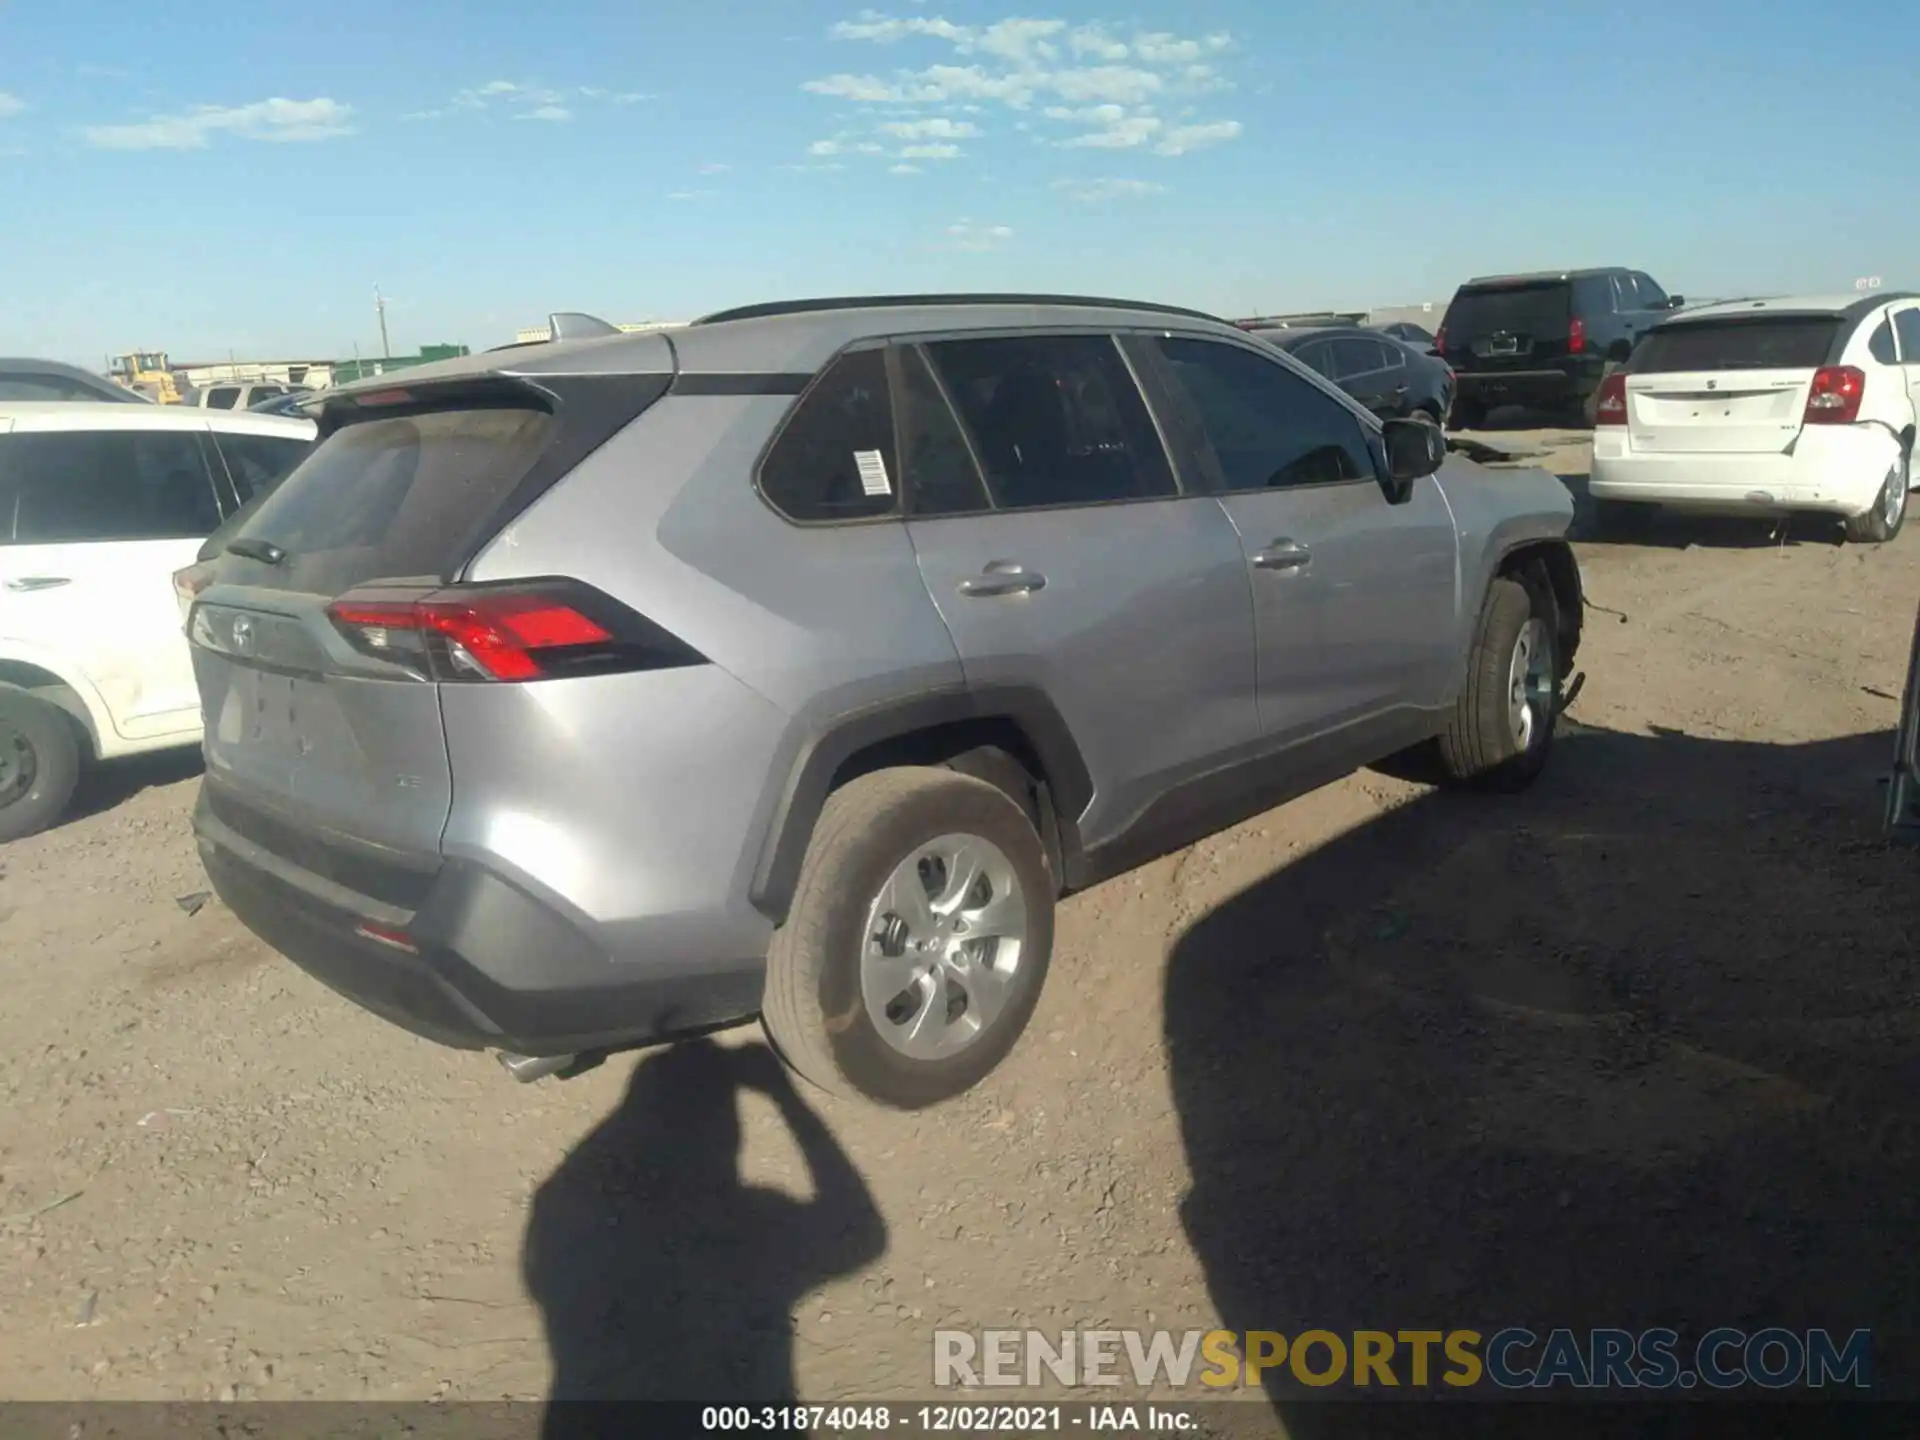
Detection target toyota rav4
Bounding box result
[186,295,1585,1108]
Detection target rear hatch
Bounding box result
[190,373,668,875]
[1623,314,1840,454]
[1440,280,1572,371]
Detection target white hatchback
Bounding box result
[1589,293,1920,542]
[0,402,315,840]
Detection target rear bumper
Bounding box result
[195,787,767,1057]
[1454,365,1584,409]
[1589,425,1899,516]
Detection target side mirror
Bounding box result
[1382,417,1445,502]
[1666,295,1685,308]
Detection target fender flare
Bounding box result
[747,684,1093,924]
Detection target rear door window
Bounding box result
[212,431,316,501]
[1894,308,1920,363]
[1631,317,1840,373]
[205,387,241,410]
[1153,336,1374,491]
[3,428,222,543]
[1329,338,1383,380]
[758,348,898,523]
[1446,282,1571,340]
[925,334,1175,510]
[1870,320,1898,365]
[224,406,555,594]
[894,345,991,519]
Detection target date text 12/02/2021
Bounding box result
[699,1404,1201,1432]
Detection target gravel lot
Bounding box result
[4,426,1918,1427]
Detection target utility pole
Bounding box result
[374,285,392,359]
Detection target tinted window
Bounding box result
[3,429,221,543]
[1894,309,1920,363]
[1155,337,1373,491]
[1635,273,1669,308]
[1329,338,1384,380]
[0,373,103,402]
[927,334,1174,510]
[1444,283,1570,339]
[1611,274,1639,312]
[896,346,991,518]
[1631,317,1840,373]
[758,349,897,523]
[1291,340,1337,379]
[213,431,315,501]
[227,406,555,594]
[206,387,240,410]
[1871,320,1898,366]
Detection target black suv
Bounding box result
[1438,268,1684,427]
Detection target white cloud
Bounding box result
[808,137,845,155]
[899,141,962,159]
[1060,112,1161,148]
[804,13,1240,160]
[83,97,353,150]
[878,116,980,139]
[1153,118,1240,155]
[1052,176,1164,202]
[412,81,654,121]
[945,220,1014,252]
[890,163,921,174]
[699,161,732,173]
[0,93,25,120]
[667,188,719,200]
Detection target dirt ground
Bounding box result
[4,425,1919,1428]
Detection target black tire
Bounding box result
[0,689,82,843]
[1450,396,1488,431]
[1437,576,1558,791]
[761,766,1055,1110]
[1842,449,1909,544]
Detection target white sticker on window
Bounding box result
[854,449,892,498]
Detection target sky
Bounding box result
[2,0,1916,366]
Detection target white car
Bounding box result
[0,402,316,840]
[1589,293,1920,542]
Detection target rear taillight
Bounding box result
[1568,317,1586,355]
[324,580,705,683]
[1433,326,1447,356]
[1804,366,1865,425]
[173,563,213,612]
[1593,372,1627,426]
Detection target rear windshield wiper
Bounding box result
[225,537,288,566]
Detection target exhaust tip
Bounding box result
[496,1051,578,1084]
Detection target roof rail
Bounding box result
[547,311,623,342]
[693,293,1226,327]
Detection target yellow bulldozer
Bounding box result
[108,350,187,404]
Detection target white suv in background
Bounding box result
[1589,293,1920,542]
[0,402,315,840]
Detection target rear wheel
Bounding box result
[1438,576,1559,791]
[1842,449,1909,544]
[761,767,1054,1109]
[0,689,81,843]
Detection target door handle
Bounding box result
[4,576,72,592]
[958,562,1047,597]
[1250,540,1312,571]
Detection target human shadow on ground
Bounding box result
[1167,723,1920,1433]
[523,1037,885,1422]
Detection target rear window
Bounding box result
[1443,283,1570,338]
[221,406,554,595]
[1630,317,1839,374]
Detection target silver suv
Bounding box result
[187,295,1584,1108]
